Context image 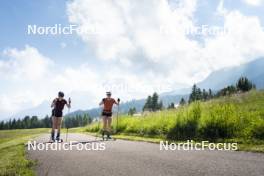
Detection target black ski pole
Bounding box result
[116,98,120,134]
[66,127,69,142]
[66,97,71,142]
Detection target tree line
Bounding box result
[0,114,92,130]
[187,76,255,104]
[143,92,163,112]
[140,76,256,112]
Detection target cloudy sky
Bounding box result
[0,0,264,119]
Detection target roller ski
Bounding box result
[47,138,63,143]
[102,130,115,141]
[56,138,63,143]
[55,132,63,143]
[49,131,63,143]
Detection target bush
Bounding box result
[167,102,201,140]
[85,90,264,143]
[247,118,264,140]
[199,103,238,140]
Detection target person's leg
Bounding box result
[102,116,107,131]
[56,117,62,140]
[51,117,56,141]
[102,116,107,136]
[107,117,112,133]
[106,117,112,138]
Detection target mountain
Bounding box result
[66,99,146,118]
[197,58,264,90]
[66,95,189,118]
[12,101,51,119]
[11,58,264,120]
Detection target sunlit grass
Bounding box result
[86,90,264,146]
[0,128,48,176]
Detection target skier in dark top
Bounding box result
[50,91,71,142]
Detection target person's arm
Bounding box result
[115,98,120,105]
[51,99,56,108]
[99,98,104,106]
[66,98,71,108]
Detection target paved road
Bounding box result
[27,133,264,176]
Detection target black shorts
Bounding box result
[102,111,112,117]
[52,109,63,117]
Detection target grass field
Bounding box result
[85,90,264,152]
[1,90,264,175]
[0,128,49,176]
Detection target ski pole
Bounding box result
[66,128,69,142]
[95,116,100,140]
[66,97,71,142]
[95,106,102,140]
[116,98,120,134]
[68,97,71,114]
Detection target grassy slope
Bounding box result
[0,129,49,176]
[85,90,264,152]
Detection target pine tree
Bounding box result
[11,119,16,129]
[189,84,204,103]
[180,98,186,106]
[208,89,213,99]
[189,84,197,103]
[236,76,254,92]
[202,89,208,100]
[143,96,152,111]
[23,116,31,129]
[0,121,4,130]
[158,100,163,110]
[197,88,202,100]
[152,92,159,111]
[128,107,137,116]
[167,102,175,109]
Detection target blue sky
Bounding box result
[0,0,264,119]
[0,0,90,66]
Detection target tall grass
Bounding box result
[0,128,48,175]
[199,103,238,140]
[86,90,264,142]
[167,102,201,140]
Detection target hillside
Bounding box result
[86,90,264,142]
[197,58,264,90]
[9,58,264,120]
[66,94,189,118]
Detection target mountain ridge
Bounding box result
[8,57,264,119]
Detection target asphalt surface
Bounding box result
[27,133,264,176]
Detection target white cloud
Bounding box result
[243,0,263,6]
[205,2,264,69]
[67,0,264,83]
[0,45,54,80]
[66,0,206,84]
[0,46,55,114]
[2,0,264,118]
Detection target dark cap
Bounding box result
[58,91,64,97]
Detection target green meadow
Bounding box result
[86,90,264,151]
[1,90,264,175]
[0,129,48,176]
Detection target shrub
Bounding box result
[167,102,201,140]
[199,103,238,140]
[246,118,264,140]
